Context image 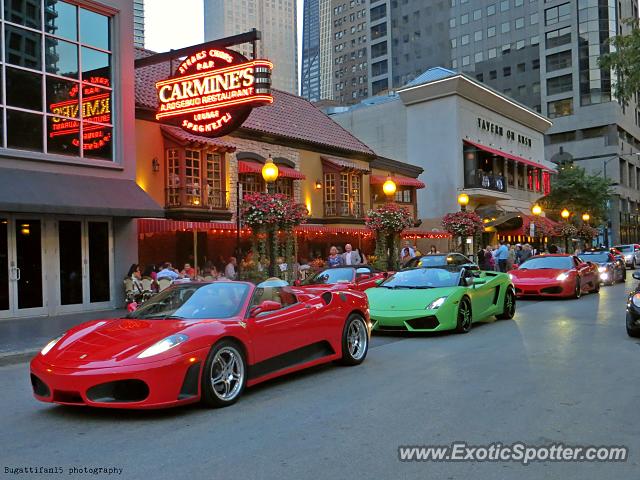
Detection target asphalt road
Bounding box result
[2,280,640,480]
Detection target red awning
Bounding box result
[370,175,425,189]
[464,140,556,173]
[497,214,559,237]
[138,219,451,239]
[238,160,306,180]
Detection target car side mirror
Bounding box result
[633,271,640,281]
[463,276,474,287]
[250,300,282,317]
[357,274,371,281]
[375,279,384,286]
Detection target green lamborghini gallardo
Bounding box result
[366,266,515,334]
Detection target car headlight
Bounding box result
[508,273,514,281]
[556,272,569,281]
[40,335,64,356]
[632,294,640,308]
[625,254,633,260]
[426,297,448,310]
[598,266,607,273]
[137,334,188,359]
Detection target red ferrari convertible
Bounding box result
[295,265,387,293]
[508,254,600,298]
[30,279,370,409]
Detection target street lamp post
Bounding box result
[262,156,279,277]
[383,175,397,201]
[531,204,543,251]
[561,208,570,253]
[457,193,469,212]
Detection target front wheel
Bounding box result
[573,278,582,299]
[592,279,600,293]
[496,288,515,320]
[201,340,247,408]
[632,259,636,270]
[339,313,369,365]
[455,298,472,333]
[626,312,640,338]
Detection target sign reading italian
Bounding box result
[155,47,273,137]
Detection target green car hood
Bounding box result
[366,286,461,311]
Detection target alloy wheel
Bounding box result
[347,318,368,361]
[210,346,244,401]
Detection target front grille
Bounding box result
[30,374,50,397]
[541,286,563,294]
[406,316,440,330]
[86,379,150,403]
[376,324,407,331]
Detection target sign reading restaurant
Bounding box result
[155,47,273,137]
[477,117,532,148]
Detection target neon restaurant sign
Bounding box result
[49,78,112,151]
[155,47,273,137]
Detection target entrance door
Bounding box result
[56,219,113,314]
[0,216,46,318]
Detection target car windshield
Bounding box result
[127,282,250,320]
[614,245,633,253]
[581,252,610,263]
[303,268,354,285]
[519,256,573,270]
[381,267,461,289]
[403,254,470,269]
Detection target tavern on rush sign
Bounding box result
[155,47,273,137]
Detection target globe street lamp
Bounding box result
[457,193,469,212]
[262,156,279,194]
[383,175,397,200]
[561,208,570,220]
[560,208,571,252]
[531,204,543,216]
[582,213,590,223]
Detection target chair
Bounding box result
[123,278,135,303]
[158,278,172,292]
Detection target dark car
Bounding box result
[580,251,626,285]
[626,271,640,337]
[402,253,478,270]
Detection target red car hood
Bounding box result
[510,268,569,280]
[43,318,193,368]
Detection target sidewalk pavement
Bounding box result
[0,308,127,366]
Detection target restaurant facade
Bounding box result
[332,67,557,246]
[0,0,162,319]
[134,45,445,272]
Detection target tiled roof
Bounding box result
[134,48,375,157]
[160,125,237,152]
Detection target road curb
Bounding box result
[0,349,39,367]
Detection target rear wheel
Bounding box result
[496,288,515,320]
[573,278,582,299]
[339,313,369,365]
[201,340,247,408]
[455,298,472,333]
[592,279,600,293]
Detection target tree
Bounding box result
[598,19,640,106]
[540,162,611,226]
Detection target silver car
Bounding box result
[613,244,640,269]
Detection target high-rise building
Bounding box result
[204,0,298,94]
[133,0,144,48]
[542,0,640,244]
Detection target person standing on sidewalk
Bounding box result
[493,240,509,272]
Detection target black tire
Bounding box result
[632,259,636,270]
[496,288,516,320]
[622,268,627,283]
[626,312,640,338]
[201,340,247,408]
[573,278,582,299]
[592,279,600,293]
[339,313,369,365]
[455,298,472,333]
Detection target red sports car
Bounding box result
[508,254,600,298]
[30,279,370,409]
[295,265,388,293]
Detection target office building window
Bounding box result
[503,66,511,77]
[532,82,540,93]
[461,34,469,45]
[515,0,523,6]
[578,3,614,106]
[488,26,496,37]
[460,13,468,24]
[547,74,572,95]
[517,62,526,72]
[462,55,470,66]
[546,50,572,72]
[474,30,482,41]
[475,52,483,62]
[545,26,571,48]
[500,0,509,12]
[501,21,510,33]
[545,3,571,26]
[489,70,497,80]
[451,38,457,48]
[531,35,539,45]
[530,12,538,25]
[449,17,456,28]
[473,9,481,20]
[547,98,573,118]
[515,17,524,29]
[488,48,497,59]
[516,40,525,49]
[487,4,496,15]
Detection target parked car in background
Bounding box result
[626,271,640,337]
[508,254,600,298]
[613,244,640,269]
[580,250,626,285]
[402,253,478,270]
[294,265,387,292]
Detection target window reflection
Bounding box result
[5,25,42,69]
[6,67,42,111]
[45,0,78,40]
[80,8,109,50]
[5,0,42,29]
[45,37,79,77]
[7,110,43,151]
[82,47,110,82]
[47,116,80,155]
